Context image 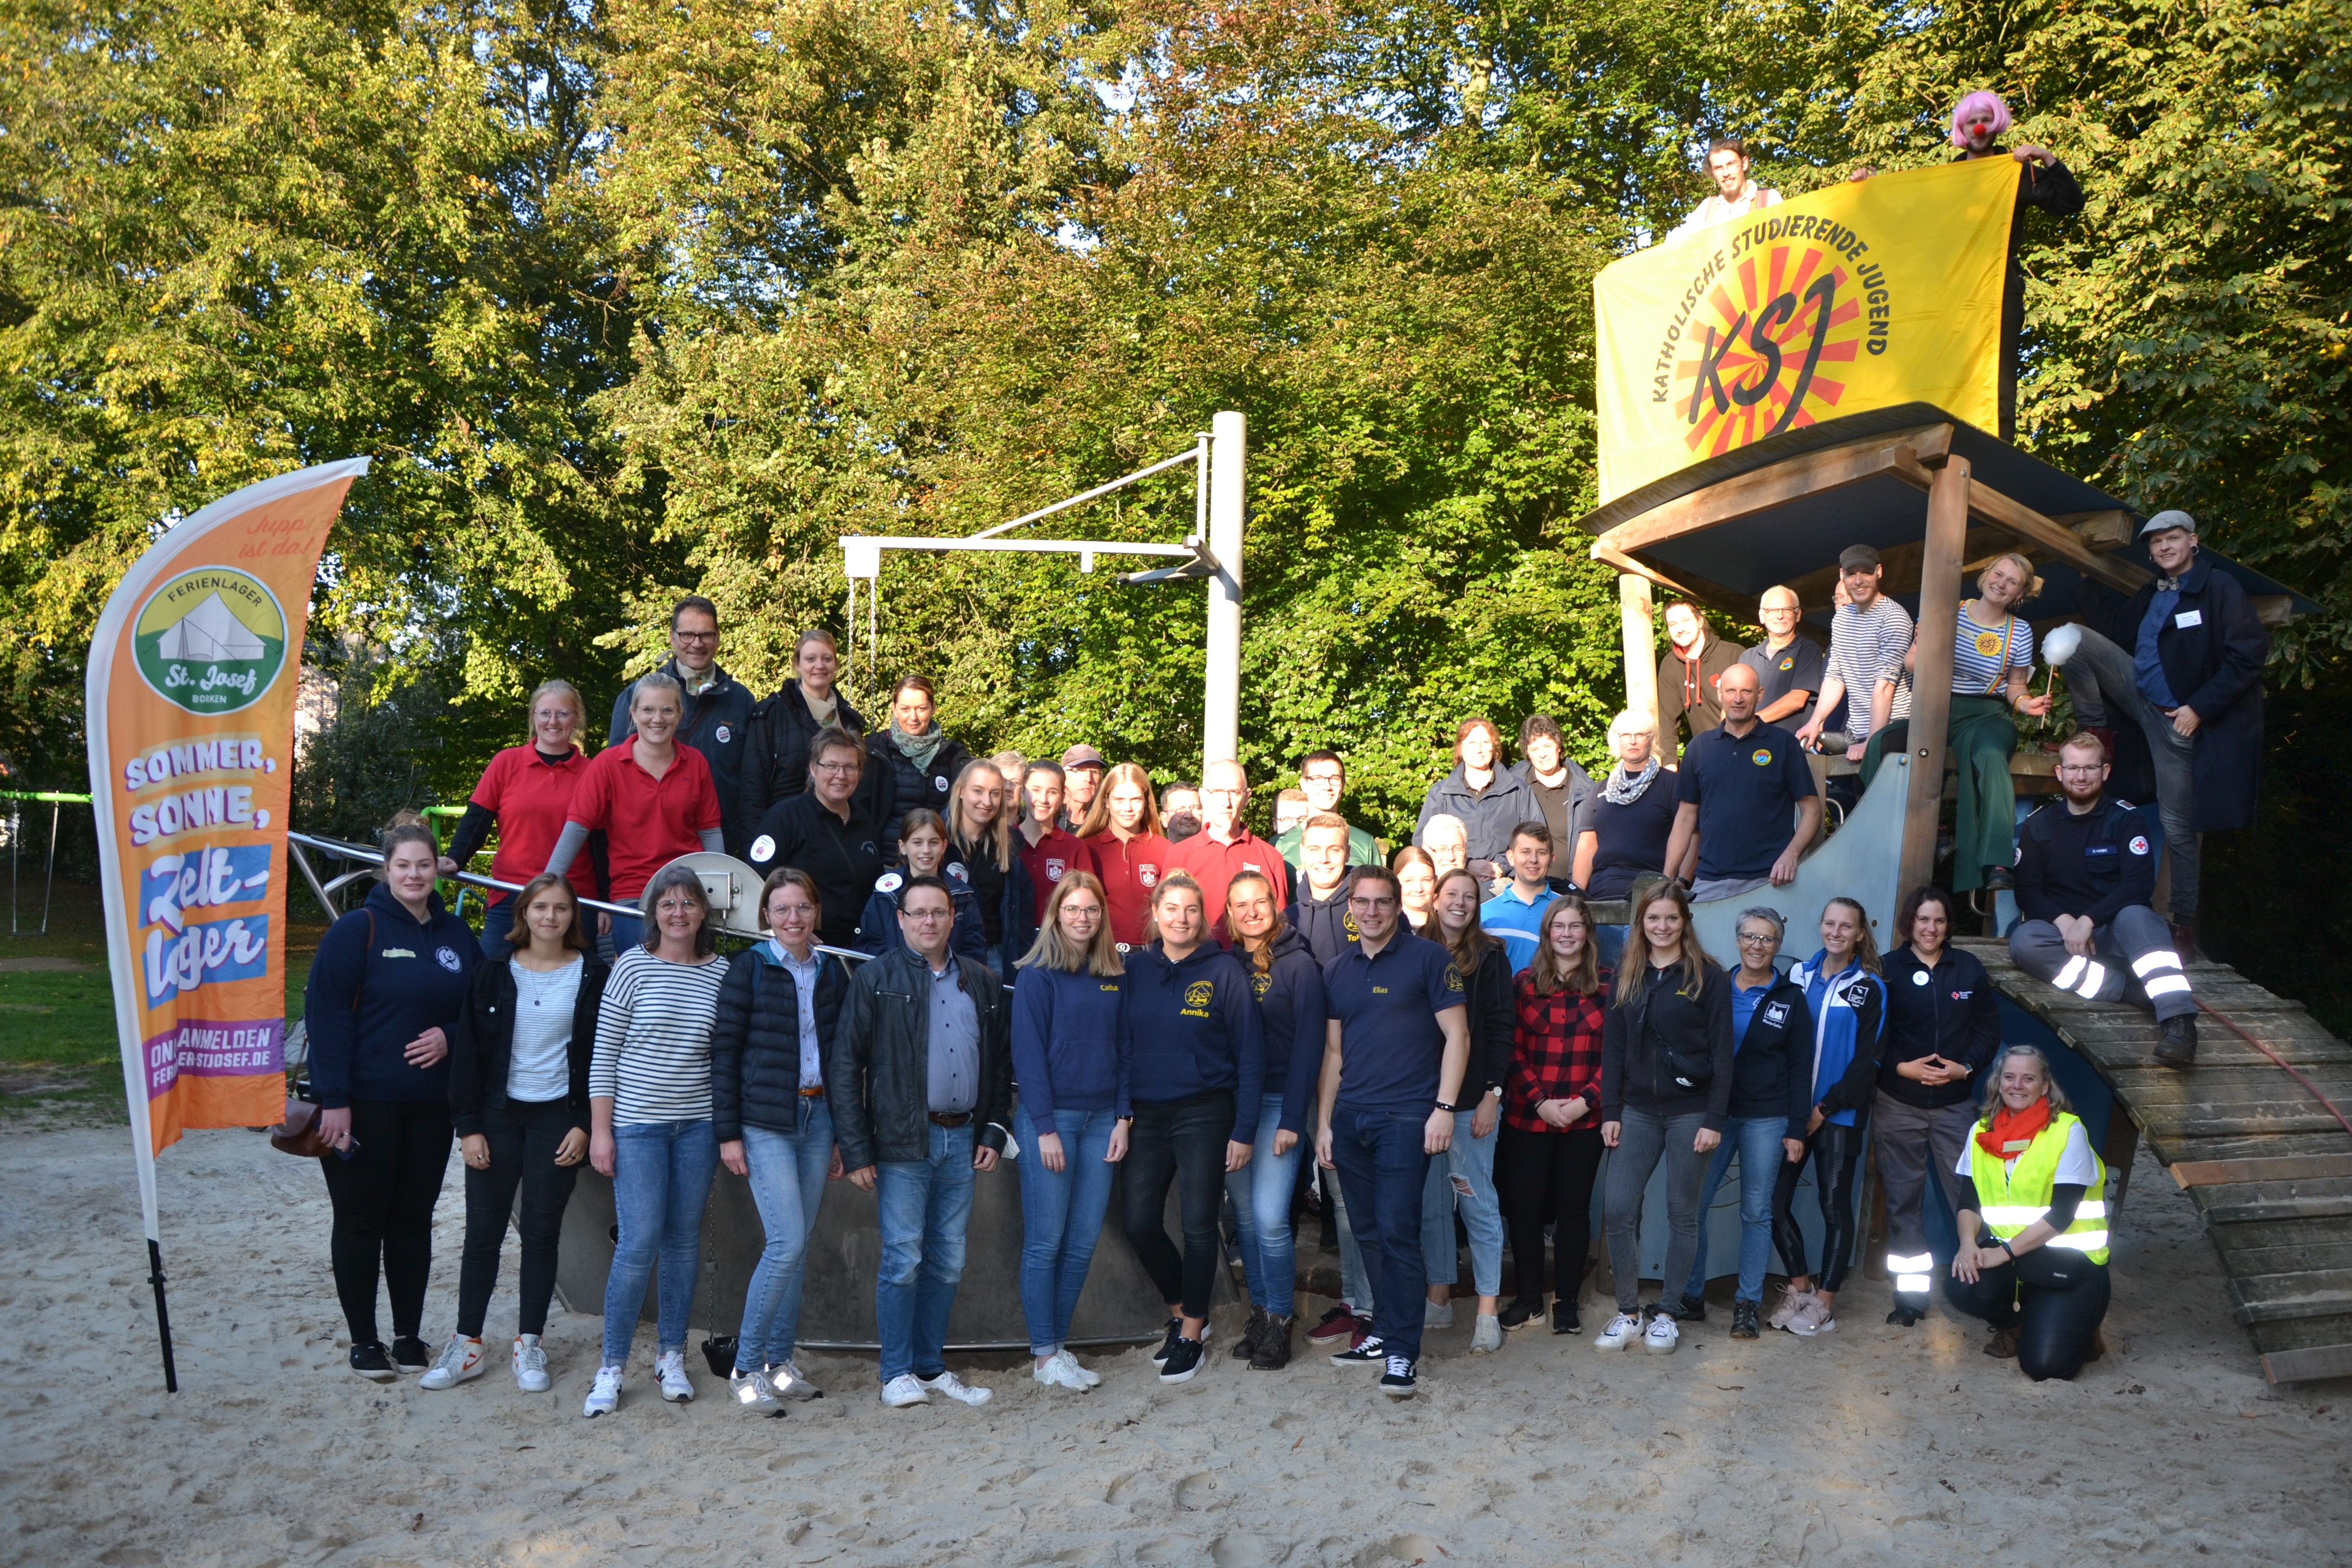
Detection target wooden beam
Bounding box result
[1899,455,1971,895]
[1596,425,1955,557]
[1591,542,1756,625]
[2055,509,2135,551]
[1619,574,1660,757]
[2261,1343,2352,1385]
[1886,454,2152,596]
[2173,1154,2352,1189]
[1781,526,2019,610]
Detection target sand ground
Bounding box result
[3,1124,2346,1567]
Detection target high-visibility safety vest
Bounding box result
[1967,1109,2110,1266]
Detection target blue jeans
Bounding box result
[1330,1103,1433,1363]
[732,1104,835,1373]
[1014,1105,1119,1356]
[607,911,645,955]
[1419,1109,1504,1298]
[875,1122,976,1383]
[602,1119,719,1365]
[1333,1179,1373,1312]
[1594,923,1628,971]
[1226,1093,1303,1315]
[1682,1115,1792,1305]
[478,895,516,960]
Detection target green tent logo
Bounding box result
[133,568,288,715]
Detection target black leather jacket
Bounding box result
[827,944,1012,1169]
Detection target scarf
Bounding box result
[1976,1097,2053,1160]
[886,720,946,775]
[1601,757,1662,806]
[801,685,838,728]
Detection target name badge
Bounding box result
[2174,609,2203,629]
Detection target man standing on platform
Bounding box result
[609,595,755,856]
[1277,751,1381,870]
[1658,602,1744,765]
[2009,731,2199,1066]
[1665,664,1821,902]
[1797,546,1913,767]
[1666,137,1782,242]
[1169,759,1289,939]
[1740,586,1827,727]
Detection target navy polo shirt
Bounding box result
[1738,637,1826,712]
[1324,929,1465,1113]
[1674,720,1817,882]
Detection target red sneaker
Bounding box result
[1305,1306,1358,1344]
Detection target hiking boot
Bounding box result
[1731,1300,1760,1339]
[2155,1014,2198,1068]
[1250,1315,1294,1370]
[1985,1325,2020,1360]
[1232,1304,1268,1360]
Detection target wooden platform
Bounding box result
[1959,938,2352,1385]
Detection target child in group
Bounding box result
[854,808,988,961]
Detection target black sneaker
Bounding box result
[390,1335,432,1373]
[1731,1300,1761,1339]
[1150,1317,1182,1364]
[1329,1335,1386,1367]
[1885,1305,1922,1327]
[1232,1304,1268,1360]
[1158,1336,1206,1384]
[1251,1315,1293,1370]
[1675,1292,1707,1322]
[349,1341,396,1383]
[1378,1354,1418,1399]
[1552,1301,1581,1335]
[1499,1296,1544,1331]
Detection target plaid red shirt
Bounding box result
[1507,970,1607,1134]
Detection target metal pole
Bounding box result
[41,801,59,935]
[148,1238,179,1393]
[1203,411,1246,769]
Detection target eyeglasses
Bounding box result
[2056,763,2104,776]
[672,629,718,644]
[813,759,859,774]
[1736,930,1777,944]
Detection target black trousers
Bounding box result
[1496,1124,1603,1301]
[456,1097,583,1338]
[1945,1248,2112,1381]
[1122,1090,1234,1319]
[318,1099,452,1344]
[1772,1120,1865,1292]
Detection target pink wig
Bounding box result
[1949,90,2012,145]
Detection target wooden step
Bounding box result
[2259,1342,2352,1385]
[2226,1269,2352,1326]
[2190,1178,2352,1227]
[2173,1154,2352,1188]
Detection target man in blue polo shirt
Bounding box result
[1663,663,1822,903]
[1479,822,1557,971]
[1314,865,1470,1399]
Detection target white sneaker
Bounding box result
[1787,1297,1837,1338]
[918,1369,993,1407]
[512,1335,551,1392]
[417,1335,484,1390]
[1470,1313,1503,1355]
[880,1373,932,1408]
[1770,1287,1817,1331]
[654,1350,694,1403]
[1032,1355,1093,1392]
[1643,1311,1680,1355]
[769,1359,822,1402]
[582,1365,623,1417]
[1594,1312,1643,1351]
[728,1367,785,1416]
[1424,1299,1454,1329]
[1052,1349,1101,1388]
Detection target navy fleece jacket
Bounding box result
[1009,962,1132,1121]
[303,881,478,1109]
[1122,941,1265,1142]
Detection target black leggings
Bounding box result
[318,1099,452,1344]
[1121,1091,1234,1319]
[455,1098,583,1338]
[1772,1120,1865,1292]
[1945,1248,2112,1381]
[1496,1124,1603,1302]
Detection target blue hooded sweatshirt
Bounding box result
[1236,926,1329,1135]
[1010,962,1131,1121]
[303,880,478,1109]
[1785,949,1887,1129]
[1122,941,1265,1143]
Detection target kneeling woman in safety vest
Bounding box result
[1946,1044,2111,1381]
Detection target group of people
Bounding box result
[297,556,2233,1408]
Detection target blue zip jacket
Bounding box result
[1123,941,1265,1143]
[1786,949,1887,1128]
[303,881,478,1109]
[1238,925,1328,1135]
[853,864,988,963]
[1009,962,1131,1121]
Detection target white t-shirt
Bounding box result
[507,954,584,1104]
[1668,184,1783,241]
[1956,1116,2097,1186]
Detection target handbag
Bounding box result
[1643,973,1714,1093]
[270,912,372,1159]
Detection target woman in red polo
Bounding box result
[547,671,722,951]
[444,679,607,957]
[1076,762,1173,949]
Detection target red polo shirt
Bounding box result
[1167,826,1290,941]
[565,741,721,900]
[1082,830,1174,947]
[1018,827,1095,924]
[469,744,604,902]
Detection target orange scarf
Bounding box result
[1975,1097,2051,1160]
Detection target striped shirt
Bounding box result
[1950,605,2034,695]
[590,948,727,1125]
[1825,596,1914,738]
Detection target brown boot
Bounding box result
[1985,1325,2020,1360]
[2084,1326,2110,1364]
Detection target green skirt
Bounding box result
[1858,694,2020,893]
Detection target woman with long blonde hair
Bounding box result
[1076,761,1172,948]
[947,757,1035,975]
[1497,895,1609,1335]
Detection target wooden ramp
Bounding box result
[1958,938,2352,1385]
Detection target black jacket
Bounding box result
[610,658,757,856]
[1878,945,2002,1111]
[1725,971,1812,1132]
[2076,551,2269,832]
[447,951,607,1137]
[868,729,976,847]
[747,791,888,952]
[2015,794,2156,926]
[1600,959,1736,1130]
[1453,939,1516,1102]
[742,681,870,826]
[710,942,853,1141]
[828,944,1013,1169]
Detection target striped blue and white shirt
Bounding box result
[590,947,727,1124]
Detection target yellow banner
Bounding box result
[1594,159,2018,503]
[86,460,368,1157]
